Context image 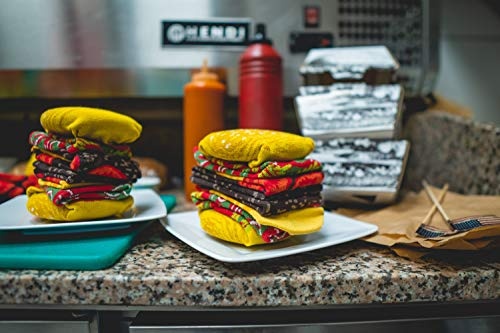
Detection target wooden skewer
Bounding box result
[422,180,454,230]
[418,181,500,237]
[421,182,449,226]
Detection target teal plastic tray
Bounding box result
[0,194,176,270]
[0,223,147,270]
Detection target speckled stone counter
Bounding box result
[0,215,498,307]
[403,111,500,195]
[1,110,500,309]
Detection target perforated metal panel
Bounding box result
[336,0,439,96]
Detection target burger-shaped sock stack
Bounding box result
[190,129,324,246]
[26,107,142,222]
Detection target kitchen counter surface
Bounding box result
[0,200,498,308]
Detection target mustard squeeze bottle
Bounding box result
[183,60,225,201]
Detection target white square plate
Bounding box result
[0,189,166,234]
[133,176,161,190]
[162,210,378,263]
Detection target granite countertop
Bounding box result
[0,199,498,307]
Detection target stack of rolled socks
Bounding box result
[0,173,38,204]
[190,129,324,246]
[26,106,142,222]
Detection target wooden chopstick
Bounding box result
[422,180,454,230]
[421,182,449,226]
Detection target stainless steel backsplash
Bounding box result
[0,0,439,98]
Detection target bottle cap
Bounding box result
[250,23,273,45]
[192,59,219,81]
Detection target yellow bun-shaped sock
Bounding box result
[26,186,134,222]
[198,129,315,168]
[199,210,266,247]
[197,190,324,246]
[212,190,324,234]
[40,106,142,144]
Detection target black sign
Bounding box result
[162,20,250,46]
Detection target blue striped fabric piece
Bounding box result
[452,219,482,231]
[416,225,447,238]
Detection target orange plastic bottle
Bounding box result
[183,60,225,201]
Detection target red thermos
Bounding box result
[239,23,283,130]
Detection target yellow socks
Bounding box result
[198,129,315,168]
[41,106,142,145]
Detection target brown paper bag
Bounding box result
[338,187,500,259]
